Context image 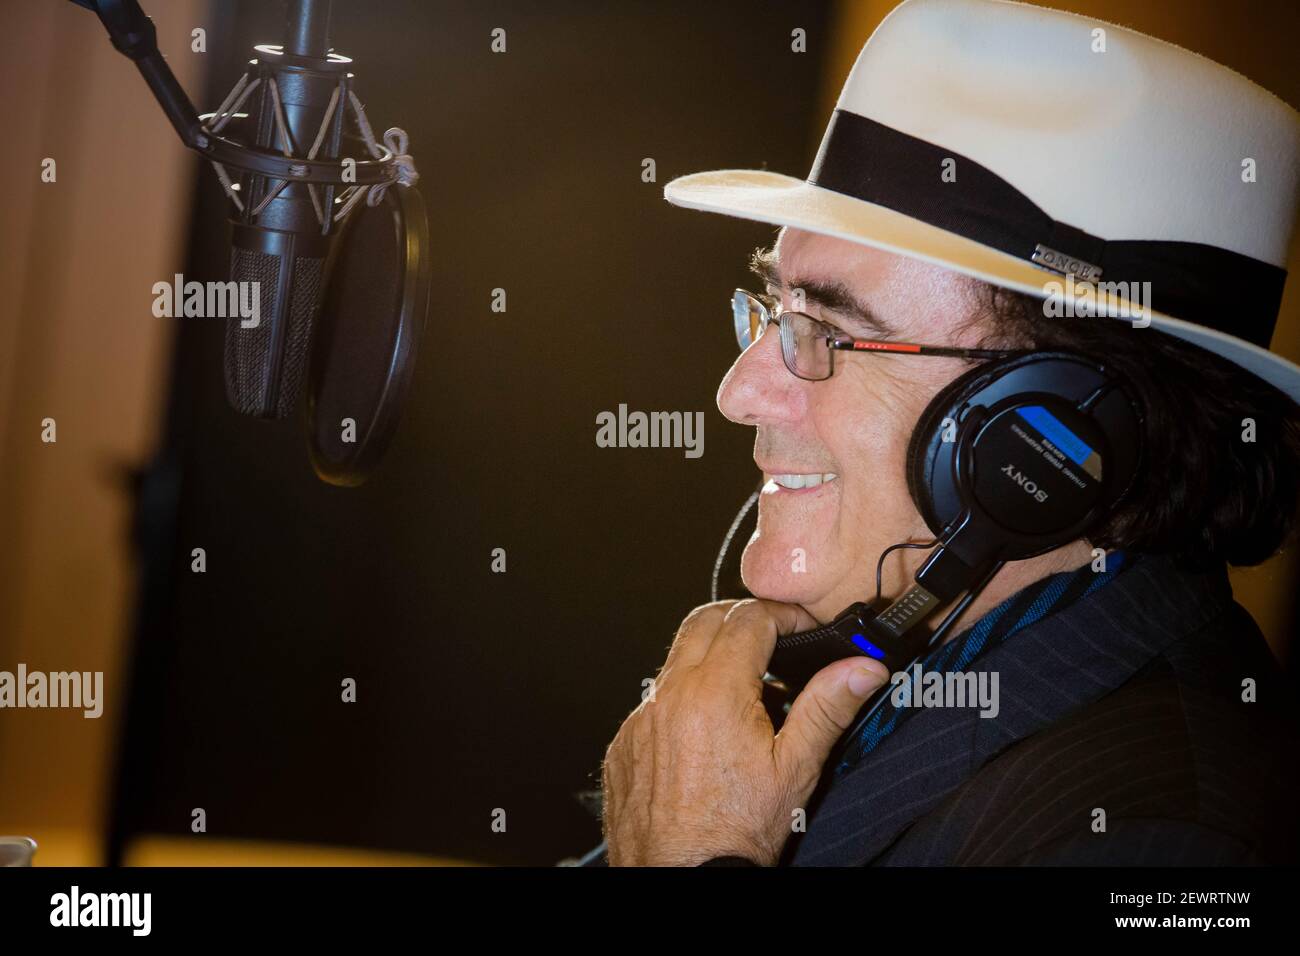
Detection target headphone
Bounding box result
[716,350,1144,725]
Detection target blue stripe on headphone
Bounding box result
[1016,405,1094,467]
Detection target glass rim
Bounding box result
[730,286,1028,380]
[733,288,836,380]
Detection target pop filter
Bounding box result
[305,180,430,486]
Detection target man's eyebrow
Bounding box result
[746,246,899,339]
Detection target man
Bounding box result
[591,0,1300,866]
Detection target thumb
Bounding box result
[774,657,892,787]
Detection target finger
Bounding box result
[774,656,891,788]
[701,599,820,681]
[661,601,738,672]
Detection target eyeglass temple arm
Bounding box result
[829,340,1031,360]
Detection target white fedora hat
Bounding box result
[665,0,1300,402]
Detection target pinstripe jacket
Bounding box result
[784,552,1300,866]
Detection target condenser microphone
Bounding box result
[77,0,430,480]
[199,0,421,422]
[223,0,343,419]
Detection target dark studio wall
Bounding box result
[109,0,834,865]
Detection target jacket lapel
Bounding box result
[789,553,1233,865]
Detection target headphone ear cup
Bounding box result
[905,359,1008,533]
[908,351,1144,564]
[905,390,950,530]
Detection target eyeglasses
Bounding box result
[731,288,1028,381]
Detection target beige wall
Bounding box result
[0,0,208,864]
[823,0,1300,660]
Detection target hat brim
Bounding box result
[665,169,1300,404]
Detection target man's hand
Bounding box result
[600,599,891,866]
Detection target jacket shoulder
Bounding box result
[885,604,1300,865]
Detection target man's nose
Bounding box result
[717,327,808,426]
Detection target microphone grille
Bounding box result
[225,247,326,419]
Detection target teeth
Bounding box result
[770,473,838,490]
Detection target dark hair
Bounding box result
[962,283,1300,569]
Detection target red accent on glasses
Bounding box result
[852,341,923,353]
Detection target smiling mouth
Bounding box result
[763,472,839,492]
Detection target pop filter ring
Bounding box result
[304,182,431,486]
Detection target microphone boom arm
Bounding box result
[71,0,209,150]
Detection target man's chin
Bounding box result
[739,548,829,607]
